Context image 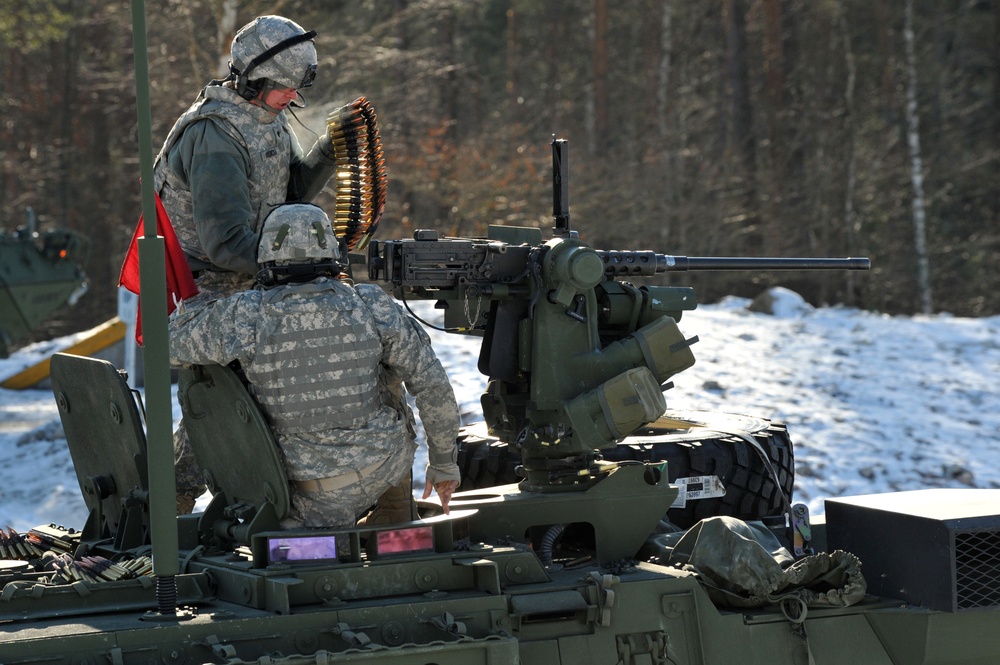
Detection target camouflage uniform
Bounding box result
[168,280,461,529]
[153,83,338,276]
[153,26,337,504]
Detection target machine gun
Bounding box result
[368,139,869,492]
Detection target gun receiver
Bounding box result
[368,138,870,491]
[370,241,871,291]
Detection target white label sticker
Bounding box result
[671,475,726,508]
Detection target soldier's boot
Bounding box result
[357,474,416,527]
[176,493,197,516]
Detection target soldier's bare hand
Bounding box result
[422,479,460,514]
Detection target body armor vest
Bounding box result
[248,281,383,433]
[153,86,292,268]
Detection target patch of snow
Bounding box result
[3,291,999,533]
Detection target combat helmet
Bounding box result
[230,15,317,102]
[256,203,343,284]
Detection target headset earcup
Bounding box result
[237,74,258,101]
[255,268,275,286]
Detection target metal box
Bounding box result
[825,488,1000,612]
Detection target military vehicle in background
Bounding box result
[1,135,999,664]
[0,208,88,358]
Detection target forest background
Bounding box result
[1,0,997,341]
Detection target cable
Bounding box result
[398,290,477,334]
[286,105,320,141]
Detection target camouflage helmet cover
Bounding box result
[231,15,317,90]
[258,203,340,265]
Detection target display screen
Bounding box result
[268,535,338,562]
[377,526,434,554]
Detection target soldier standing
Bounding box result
[154,14,335,283]
[152,16,343,512]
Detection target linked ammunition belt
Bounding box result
[326,97,387,251]
[0,526,154,584]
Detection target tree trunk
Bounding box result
[877,0,896,113]
[393,0,411,158]
[591,0,610,157]
[656,0,675,245]
[506,3,521,127]
[544,1,563,132]
[838,0,859,306]
[903,0,933,314]
[762,0,784,132]
[441,5,458,139]
[723,0,756,227]
[725,0,754,171]
[993,0,1000,222]
[58,1,87,226]
[656,1,673,148]
[215,0,239,78]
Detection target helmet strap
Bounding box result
[248,79,286,114]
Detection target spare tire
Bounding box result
[456,409,794,529]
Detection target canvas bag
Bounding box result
[667,515,866,609]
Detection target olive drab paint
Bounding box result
[3,23,1000,660]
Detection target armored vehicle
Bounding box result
[2,7,999,658]
[2,138,999,665]
[0,209,89,358]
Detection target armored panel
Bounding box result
[177,363,290,520]
[826,488,1000,612]
[50,353,147,536]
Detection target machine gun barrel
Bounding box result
[598,250,871,277]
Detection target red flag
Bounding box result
[118,191,199,345]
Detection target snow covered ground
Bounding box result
[2,289,998,534]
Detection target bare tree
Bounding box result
[837,0,859,306]
[903,0,933,314]
[591,0,610,157]
[506,2,522,128]
[214,0,239,77]
[722,0,756,226]
[656,0,675,246]
[2,1,997,319]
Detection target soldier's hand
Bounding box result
[422,479,460,514]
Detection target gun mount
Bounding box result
[369,139,870,492]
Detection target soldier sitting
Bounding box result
[168,203,461,528]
